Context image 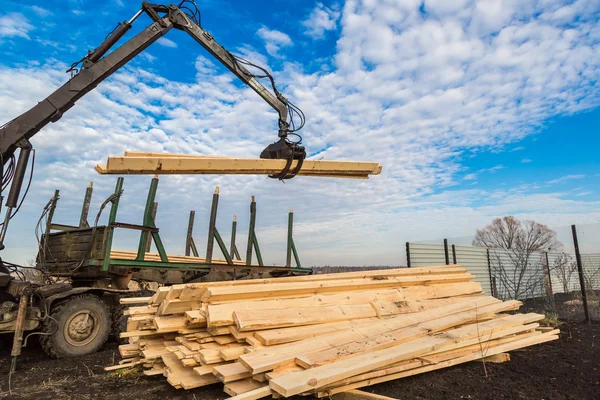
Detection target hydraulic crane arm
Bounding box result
[0,1,306,250]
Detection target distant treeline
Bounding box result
[310,266,406,274]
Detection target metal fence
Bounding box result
[407,226,598,322]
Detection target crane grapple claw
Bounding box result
[260,138,306,180]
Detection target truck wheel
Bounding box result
[40,294,110,358]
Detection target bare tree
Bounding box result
[551,253,577,294]
[473,216,561,300]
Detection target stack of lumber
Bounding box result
[109,265,559,399]
[95,151,383,179]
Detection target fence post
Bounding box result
[543,252,555,312]
[406,242,411,268]
[443,239,449,265]
[571,225,590,323]
[451,244,457,265]
[486,248,495,297]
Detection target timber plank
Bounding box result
[213,362,253,383]
[239,297,505,374]
[317,332,559,397]
[95,155,383,179]
[224,379,267,397]
[332,390,400,400]
[203,274,476,302]
[234,304,378,332]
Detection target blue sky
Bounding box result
[0,0,599,266]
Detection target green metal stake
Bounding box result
[102,177,124,272]
[214,229,234,265]
[137,176,168,262]
[253,234,264,266]
[246,196,256,266]
[145,202,158,252]
[186,211,195,256]
[286,210,293,268]
[206,187,219,264]
[291,238,301,268]
[79,182,93,228]
[286,209,301,268]
[230,215,240,260]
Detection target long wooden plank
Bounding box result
[332,390,400,400]
[207,282,482,327]
[95,156,383,178]
[239,297,512,374]
[182,266,471,307]
[119,297,152,305]
[200,265,468,287]
[296,313,543,368]
[317,327,542,390]
[317,332,559,397]
[241,297,504,373]
[226,386,273,400]
[203,273,476,302]
[268,309,531,396]
[234,304,378,332]
[111,249,247,265]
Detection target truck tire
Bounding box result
[111,289,155,343]
[40,294,110,358]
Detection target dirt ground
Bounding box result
[0,322,597,400]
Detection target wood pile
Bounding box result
[109,265,559,399]
[95,151,383,179]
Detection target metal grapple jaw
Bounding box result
[260,138,306,180]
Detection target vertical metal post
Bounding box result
[145,202,158,252]
[443,239,450,265]
[486,248,494,297]
[451,244,457,265]
[543,252,555,312]
[44,190,60,236]
[102,177,124,272]
[230,215,241,260]
[406,242,411,268]
[137,176,160,260]
[79,182,93,228]
[206,187,219,264]
[572,225,590,323]
[186,211,195,257]
[286,209,294,268]
[246,196,256,266]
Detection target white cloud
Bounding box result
[157,37,178,48]
[521,157,532,163]
[0,13,33,39]
[257,27,293,57]
[548,174,586,184]
[30,6,52,17]
[302,3,341,39]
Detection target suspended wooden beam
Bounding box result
[95,152,383,179]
